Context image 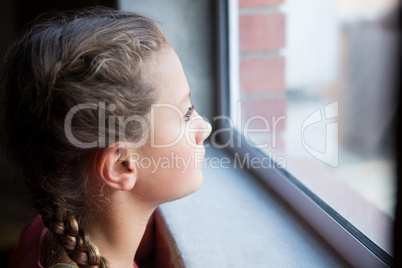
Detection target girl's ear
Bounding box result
[96,143,137,191]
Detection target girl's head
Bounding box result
[1,8,210,267]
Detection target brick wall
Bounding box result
[238,0,286,150]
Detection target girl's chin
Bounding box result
[172,173,204,201]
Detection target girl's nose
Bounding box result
[194,116,212,145]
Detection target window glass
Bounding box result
[230,0,399,254]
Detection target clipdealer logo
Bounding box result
[63,100,339,168]
[301,101,339,167]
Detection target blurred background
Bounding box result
[233,0,399,254]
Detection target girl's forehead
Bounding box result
[150,47,190,105]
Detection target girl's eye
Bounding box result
[183,105,195,122]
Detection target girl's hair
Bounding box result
[0,8,167,267]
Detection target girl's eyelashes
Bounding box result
[183,105,195,122]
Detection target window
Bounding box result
[216,0,399,266]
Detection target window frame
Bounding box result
[215,0,393,267]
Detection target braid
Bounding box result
[42,207,109,268]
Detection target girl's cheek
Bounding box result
[152,112,184,146]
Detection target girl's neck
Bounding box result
[82,193,157,268]
[75,191,156,268]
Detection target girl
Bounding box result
[1,8,211,268]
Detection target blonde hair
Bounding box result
[0,8,167,267]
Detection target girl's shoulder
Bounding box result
[9,215,48,267]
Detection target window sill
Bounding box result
[155,146,350,267]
